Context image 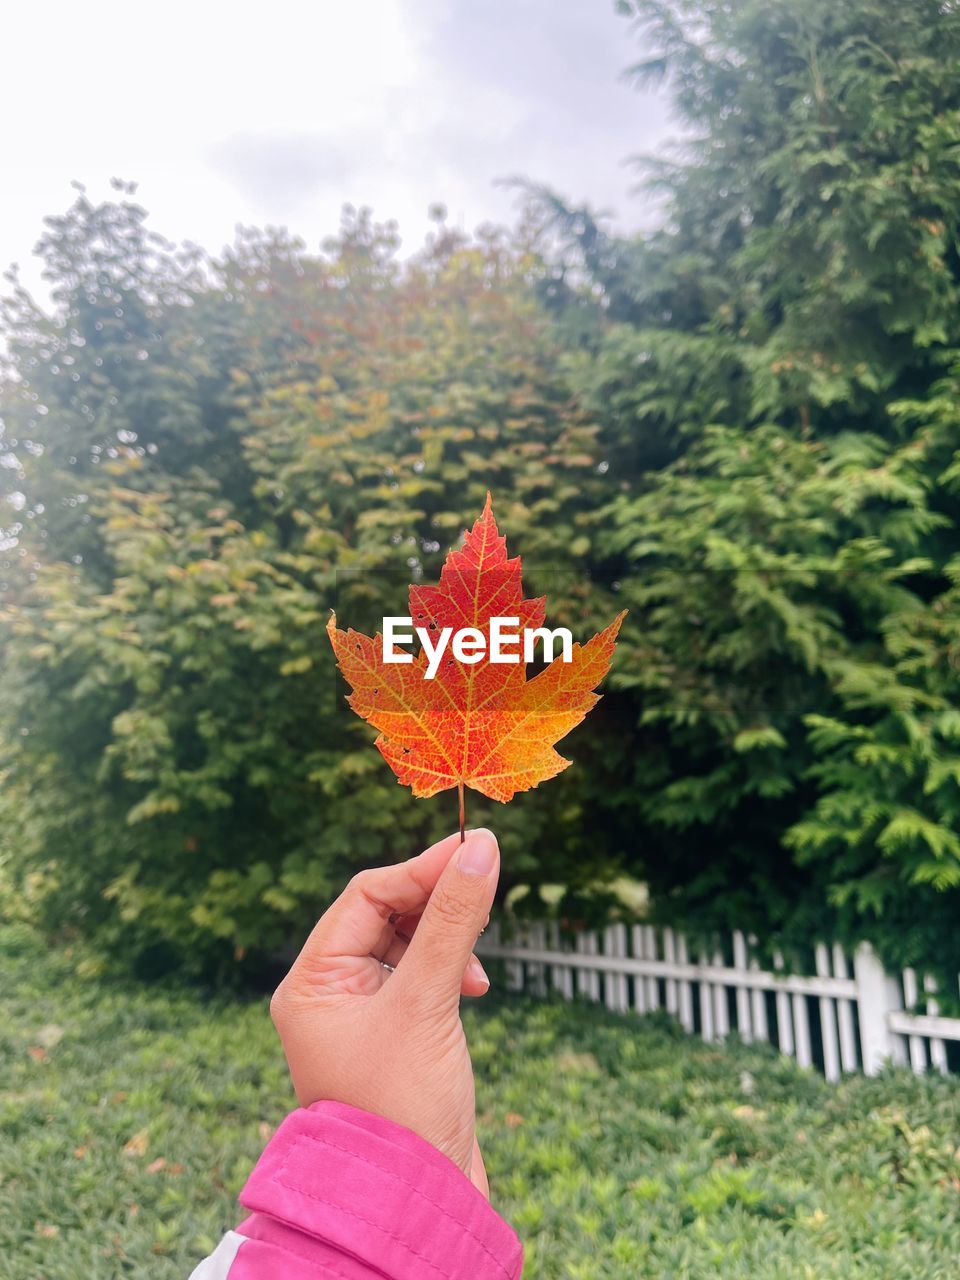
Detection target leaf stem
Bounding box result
[458,779,465,844]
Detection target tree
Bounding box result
[0,193,623,978]
[530,0,960,979]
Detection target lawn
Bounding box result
[2,922,960,1280]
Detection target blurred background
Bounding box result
[4,0,959,985]
[3,2,960,1274]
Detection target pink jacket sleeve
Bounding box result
[187,1101,523,1280]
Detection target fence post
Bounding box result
[853,942,906,1074]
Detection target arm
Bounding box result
[188,829,522,1279]
[190,1101,521,1279]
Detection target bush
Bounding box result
[3,926,960,1279]
[0,196,624,977]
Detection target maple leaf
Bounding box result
[327,493,626,805]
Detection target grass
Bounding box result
[2,923,960,1279]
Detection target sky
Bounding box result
[1,0,675,302]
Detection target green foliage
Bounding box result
[6,0,960,981]
[0,193,622,976]
[593,420,960,969]
[4,927,960,1279]
[528,0,960,972]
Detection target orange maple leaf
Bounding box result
[327,494,626,804]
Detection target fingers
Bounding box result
[379,932,489,995]
[379,910,490,995]
[288,831,464,977]
[470,1137,489,1199]
[396,828,499,1006]
[462,954,490,997]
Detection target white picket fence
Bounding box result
[476,921,960,1080]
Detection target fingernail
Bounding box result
[458,828,497,877]
[467,957,489,987]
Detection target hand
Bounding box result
[269,828,500,1195]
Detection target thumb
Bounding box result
[398,828,500,1003]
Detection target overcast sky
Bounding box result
[2,0,675,300]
